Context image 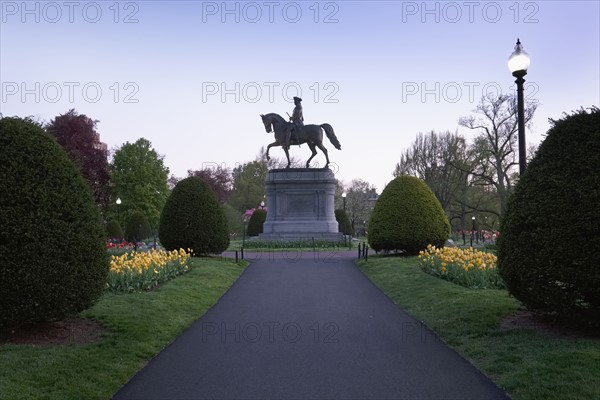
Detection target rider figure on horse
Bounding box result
[286,96,304,148]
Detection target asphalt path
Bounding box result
[112,249,510,400]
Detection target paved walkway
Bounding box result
[112,250,510,399]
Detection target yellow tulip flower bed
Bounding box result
[418,245,505,289]
[107,248,193,293]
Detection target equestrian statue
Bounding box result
[260,97,341,168]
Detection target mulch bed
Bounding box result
[500,310,599,340]
[0,318,108,346]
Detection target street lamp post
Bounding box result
[116,197,122,229]
[471,216,476,247]
[508,38,531,176]
[341,192,348,243]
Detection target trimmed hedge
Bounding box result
[368,175,450,255]
[0,117,109,329]
[247,209,267,237]
[159,176,229,255]
[498,107,600,327]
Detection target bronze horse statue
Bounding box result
[260,113,341,168]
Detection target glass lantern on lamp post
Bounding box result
[508,38,531,176]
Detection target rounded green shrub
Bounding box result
[335,209,352,235]
[247,209,267,236]
[368,175,450,255]
[498,107,600,327]
[106,220,123,239]
[0,117,109,329]
[159,176,229,255]
[124,211,152,242]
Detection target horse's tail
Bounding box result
[321,123,341,150]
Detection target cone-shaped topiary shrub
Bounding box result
[368,175,450,255]
[159,176,229,255]
[498,107,600,327]
[247,209,267,237]
[124,211,152,242]
[0,117,109,329]
[335,209,352,235]
[106,220,123,239]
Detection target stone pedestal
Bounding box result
[259,168,341,241]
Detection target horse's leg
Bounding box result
[283,146,291,168]
[306,143,318,168]
[316,142,330,168]
[266,141,279,161]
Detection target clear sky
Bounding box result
[1,0,599,192]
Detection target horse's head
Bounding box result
[260,114,272,133]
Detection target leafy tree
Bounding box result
[368,176,450,255]
[393,131,469,211]
[344,179,378,235]
[167,174,181,190]
[393,130,474,232]
[110,138,169,228]
[498,107,600,327]
[335,209,352,235]
[0,117,108,328]
[187,164,232,203]
[333,179,346,211]
[46,109,110,207]
[229,160,268,212]
[223,203,244,236]
[106,220,123,239]
[124,211,152,242]
[458,93,537,215]
[247,209,267,236]
[159,176,229,255]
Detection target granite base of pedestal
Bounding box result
[258,168,342,241]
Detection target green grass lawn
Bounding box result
[358,256,600,400]
[0,257,246,400]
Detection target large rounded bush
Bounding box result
[368,175,450,255]
[124,211,152,242]
[0,117,109,329]
[498,108,600,327]
[159,176,229,255]
[247,209,267,237]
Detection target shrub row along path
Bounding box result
[112,250,509,399]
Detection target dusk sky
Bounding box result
[1,1,599,192]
